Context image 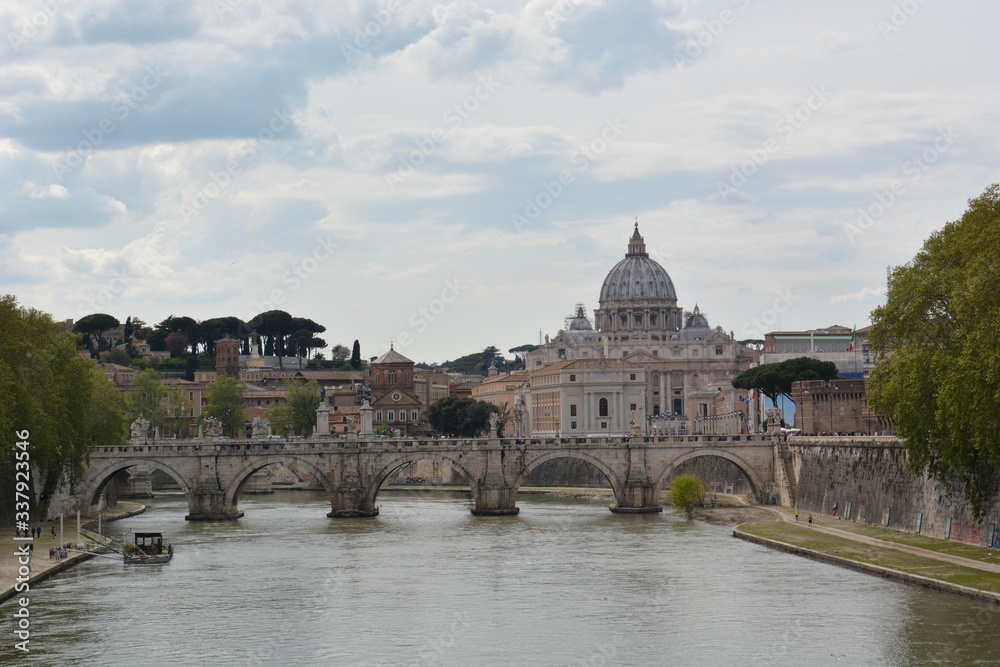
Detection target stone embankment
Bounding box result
[0,502,145,605]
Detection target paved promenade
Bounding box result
[0,502,146,605]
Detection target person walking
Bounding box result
[808,514,813,526]
[795,509,799,521]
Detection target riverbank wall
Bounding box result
[789,438,1000,548]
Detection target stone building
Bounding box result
[368,345,423,435]
[524,223,754,435]
[762,325,873,377]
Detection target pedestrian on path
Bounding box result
[808,514,813,526]
[51,526,56,538]
[795,509,799,521]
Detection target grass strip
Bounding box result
[739,522,1000,594]
[827,523,999,564]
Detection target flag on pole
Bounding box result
[847,326,856,352]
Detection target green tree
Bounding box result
[128,369,168,432]
[74,312,121,355]
[868,184,1000,518]
[201,377,247,437]
[350,340,362,369]
[331,344,350,366]
[1,296,127,520]
[426,395,496,437]
[284,380,322,436]
[107,347,131,366]
[669,474,705,520]
[731,357,838,404]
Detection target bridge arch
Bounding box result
[514,450,621,498]
[80,458,192,510]
[365,453,476,508]
[223,456,335,513]
[654,448,765,500]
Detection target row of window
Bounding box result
[375,410,419,422]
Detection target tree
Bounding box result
[107,347,131,366]
[165,331,188,357]
[1,296,127,521]
[284,380,322,436]
[669,474,705,520]
[331,344,350,366]
[426,395,497,437]
[731,357,838,404]
[445,346,507,375]
[74,312,120,355]
[868,184,1000,519]
[201,377,247,437]
[129,369,168,432]
[350,340,362,369]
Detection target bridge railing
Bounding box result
[92,433,788,456]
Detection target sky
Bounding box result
[2,0,998,365]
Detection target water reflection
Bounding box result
[3,490,997,666]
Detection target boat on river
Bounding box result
[123,532,173,564]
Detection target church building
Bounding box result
[520,223,754,436]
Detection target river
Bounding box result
[5,490,999,665]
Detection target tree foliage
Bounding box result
[669,474,705,520]
[426,395,497,437]
[1,296,127,521]
[731,357,838,404]
[350,340,362,369]
[201,377,247,437]
[868,184,1000,518]
[129,369,167,431]
[285,380,322,436]
[74,312,120,354]
[444,346,507,375]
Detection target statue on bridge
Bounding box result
[204,417,223,438]
[629,409,641,436]
[488,411,499,437]
[764,407,783,432]
[251,416,269,439]
[130,417,150,442]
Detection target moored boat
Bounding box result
[123,532,173,564]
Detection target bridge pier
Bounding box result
[609,482,662,514]
[185,484,245,521]
[470,478,520,516]
[327,472,379,519]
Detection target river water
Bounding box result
[5,490,999,666]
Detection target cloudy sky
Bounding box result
[2,0,997,364]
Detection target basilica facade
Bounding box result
[517,224,754,436]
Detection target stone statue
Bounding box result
[765,407,783,432]
[488,411,499,436]
[204,417,223,437]
[130,417,150,441]
[347,415,357,430]
[251,416,269,439]
[629,409,641,435]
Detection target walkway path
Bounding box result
[764,505,1000,574]
[0,502,146,605]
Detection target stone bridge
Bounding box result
[75,434,780,520]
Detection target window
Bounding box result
[388,411,395,421]
[601,421,607,428]
[570,405,577,417]
[388,371,397,384]
[411,410,418,421]
[653,405,660,416]
[716,346,723,355]
[570,421,577,430]
[558,349,566,359]
[653,373,659,388]
[630,403,637,412]
[569,374,576,382]
[629,373,636,380]
[376,411,383,421]
[599,398,609,417]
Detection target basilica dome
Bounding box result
[599,225,677,302]
[594,223,683,338]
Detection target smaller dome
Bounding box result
[567,304,594,331]
[684,304,710,329]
